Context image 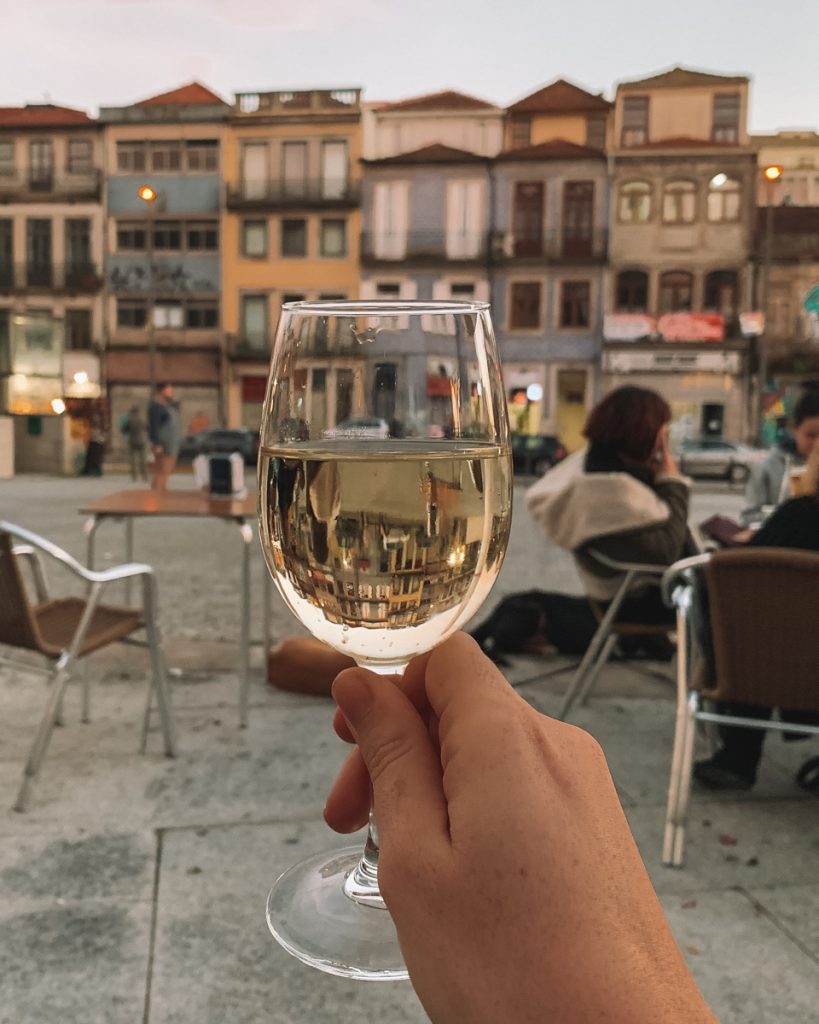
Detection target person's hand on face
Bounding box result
[794,415,819,460]
[325,634,715,1024]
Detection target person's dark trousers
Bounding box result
[713,703,819,777]
[81,441,105,476]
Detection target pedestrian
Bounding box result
[80,408,107,477]
[326,633,718,1024]
[123,404,148,482]
[148,382,181,492]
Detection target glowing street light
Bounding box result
[138,184,157,202]
[762,165,783,183]
[710,172,728,188]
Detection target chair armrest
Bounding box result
[661,552,712,608]
[586,548,669,577]
[11,543,50,602]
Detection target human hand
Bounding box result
[326,634,715,1024]
[650,423,679,478]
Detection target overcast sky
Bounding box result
[4,0,818,132]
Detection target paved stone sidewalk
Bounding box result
[0,473,817,1022]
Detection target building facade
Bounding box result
[222,88,362,430]
[99,82,229,441]
[604,67,758,441]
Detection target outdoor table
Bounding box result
[79,488,270,727]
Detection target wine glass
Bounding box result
[258,299,512,980]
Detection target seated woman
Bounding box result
[526,385,696,629]
[694,440,819,791]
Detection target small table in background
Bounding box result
[79,489,271,727]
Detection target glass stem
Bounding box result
[343,808,385,908]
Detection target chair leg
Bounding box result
[559,628,613,721]
[144,620,177,758]
[81,660,91,724]
[664,701,698,868]
[577,633,618,707]
[14,656,72,813]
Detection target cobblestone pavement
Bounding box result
[0,472,816,1023]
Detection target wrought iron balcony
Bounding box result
[0,263,102,292]
[226,177,360,209]
[361,230,490,263]
[491,228,608,262]
[0,169,102,202]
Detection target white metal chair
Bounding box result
[661,547,819,867]
[0,521,177,812]
[558,549,671,720]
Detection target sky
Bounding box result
[3,0,819,133]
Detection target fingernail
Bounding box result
[332,672,374,728]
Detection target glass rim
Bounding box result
[280,299,490,316]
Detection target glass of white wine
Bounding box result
[258,299,512,980]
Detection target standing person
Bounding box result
[80,408,107,477]
[742,388,819,523]
[148,382,181,492]
[124,404,148,482]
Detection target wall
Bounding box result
[614,84,750,146]
[365,113,503,159]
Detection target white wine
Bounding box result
[259,439,512,671]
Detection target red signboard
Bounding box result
[657,313,724,342]
[427,374,452,397]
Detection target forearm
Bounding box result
[591,480,690,566]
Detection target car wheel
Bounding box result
[728,463,749,484]
[533,456,553,477]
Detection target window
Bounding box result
[0,310,9,373]
[586,116,606,150]
[375,282,401,298]
[616,270,648,312]
[117,221,147,251]
[241,294,269,350]
[186,301,219,328]
[281,218,307,257]
[618,181,651,222]
[512,181,544,256]
[320,218,347,257]
[662,180,696,224]
[152,221,182,250]
[707,175,740,222]
[446,179,484,258]
[659,271,693,313]
[65,309,92,350]
[621,96,649,146]
[282,141,307,196]
[185,139,218,172]
[510,117,531,149]
[242,142,268,200]
[713,93,741,143]
[117,300,147,327]
[29,140,53,190]
[241,219,267,258]
[186,220,218,250]
[560,281,590,328]
[67,139,92,173]
[65,219,91,270]
[117,141,146,172]
[509,282,541,329]
[150,141,182,172]
[704,270,739,331]
[562,181,594,257]
[0,219,13,285]
[26,219,52,285]
[372,180,409,259]
[153,300,184,328]
[0,141,14,176]
[321,140,348,199]
[450,282,476,298]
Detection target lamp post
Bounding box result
[757,164,783,439]
[138,185,158,391]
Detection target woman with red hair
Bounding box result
[527,385,695,626]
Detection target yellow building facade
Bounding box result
[222,89,363,428]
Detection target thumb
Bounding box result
[332,668,449,851]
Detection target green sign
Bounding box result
[804,285,819,314]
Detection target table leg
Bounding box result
[125,518,134,606]
[83,516,100,570]
[238,521,253,728]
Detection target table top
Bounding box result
[79,488,257,521]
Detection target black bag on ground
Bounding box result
[470,591,598,658]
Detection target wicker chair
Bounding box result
[558,549,672,720]
[661,547,819,867]
[0,521,177,812]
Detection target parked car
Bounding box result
[323,417,390,440]
[511,433,568,476]
[177,427,260,466]
[678,438,767,482]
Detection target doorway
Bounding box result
[555,368,588,452]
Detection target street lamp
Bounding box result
[757,164,784,439]
[138,184,158,390]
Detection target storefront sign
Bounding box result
[657,313,724,342]
[739,311,765,337]
[603,314,657,342]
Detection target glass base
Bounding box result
[265,845,409,981]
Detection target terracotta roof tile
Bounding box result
[507,79,610,115]
[618,66,748,91]
[135,82,226,107]
[497,139,605,161]
[365,143,487,165]
[0,104,94,127]
[379,89,498,113]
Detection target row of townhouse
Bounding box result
[2,68,819,471]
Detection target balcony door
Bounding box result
[29,140,53,191]
[446,179,483,258]
[282,141,308,198]
[512,182,543,257]
[241,143,268,200]
[372,181,409,260]
[321,141,347,200]
[562,181,594,258]
[26,219,52,286]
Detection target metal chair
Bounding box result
[661,547,819,867]
[558,549,671,720]
[0,521,177,812]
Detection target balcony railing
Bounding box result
[0,169,102,201]
[361,230,490,263]
[493,229,608,262]
[0,263,102,292]
[233,89,361,116]
[226,178,360,208]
